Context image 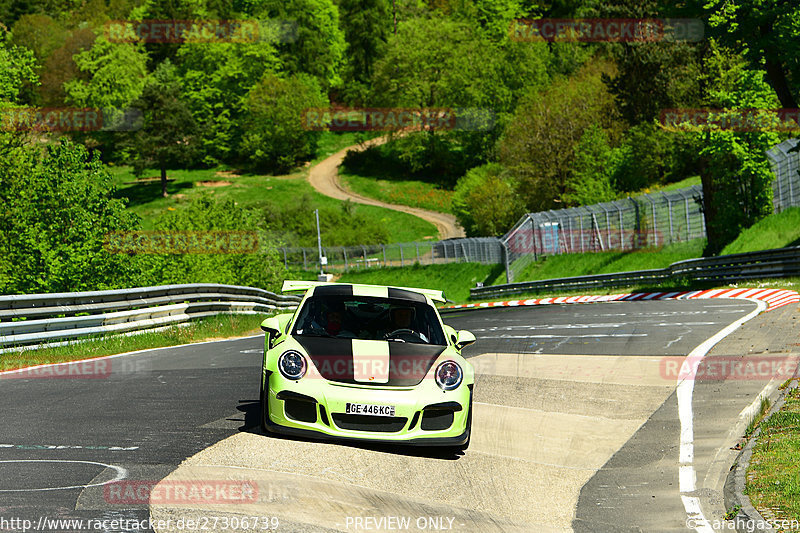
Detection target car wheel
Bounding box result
[260,373,271,434]
[458,396,472,452]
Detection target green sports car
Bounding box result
[259,281,476,449]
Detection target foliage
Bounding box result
[125,60,199,197]
[64,37,148,110]
[337,0,390,103]
[0,28,38,104]
[690,44,782,255]
[452,163,526,237]
[176,39,280,165]
[564,125,618,206]
[704,0,800,108]
[498,59,622,211]
[258,194,391,247]
[0,140,140,294]
[239,73,327,173]
[142,196,284,289]
[255,0,347,89]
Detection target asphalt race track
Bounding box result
[2,298,797,532]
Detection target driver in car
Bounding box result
[382,306,428,343]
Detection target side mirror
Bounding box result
[454,330,476,351]
[260,317,281,336]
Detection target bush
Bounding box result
[0,140,140,294]
[239,73,328,173]
[453,163,526,236]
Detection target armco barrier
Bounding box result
[0,284,300,352]
[471,246,800,300]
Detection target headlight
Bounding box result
[435,361,462,391]
[278,350,307,380]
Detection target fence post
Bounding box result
[501,240,512,284]
[685,196,691,240]
[416,242,420,264]
[282,248,288,268]
[302,249,307,270]
[382,244,386,267]
[629,197,640,249]
[664,192,674,244]
[343,247,348,270]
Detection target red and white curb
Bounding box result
[444,288,800,312]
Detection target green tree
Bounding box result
[452,163,526,236]
[239,72,327,172]
[144,196,284,291]
[689,44,783,255]
[703,0,800,109]
[337,0,391,104]
[64,36,148,110]
[564,125,618,206]
[0,28,38,104]
[0,140,140,294]
[176,39,280,165]
[498,60,622,211]
[256,0,346,89]
[126,60,198,198]
[371,15,549,184]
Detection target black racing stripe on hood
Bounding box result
[387,342,446,386]
[295,336,356,382]
[294,336,446,386]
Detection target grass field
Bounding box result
[510,239,706,283]
[108,162,438,245]
[722,207,800,254]
[746,384,800,524]
[340,170,454,214]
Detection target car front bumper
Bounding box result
[265,372,471,446]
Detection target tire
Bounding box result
[458,397,473,452]
[260,372,271,434]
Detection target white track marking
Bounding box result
[676,298,766,532]
[0,460,127,492]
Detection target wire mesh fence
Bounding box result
[767,138,800,213]
[280,139,798,283]
[500,186,706,282]
[279,237,504,272]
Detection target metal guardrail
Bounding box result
[471,246,800,299]
[0,284,300,352]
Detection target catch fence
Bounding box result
[279,237,504,271]
[500,186,706,282]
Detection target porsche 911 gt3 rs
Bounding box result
[259,281,476,449]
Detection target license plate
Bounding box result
[345,403,396,416]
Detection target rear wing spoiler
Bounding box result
[281,280,446,303]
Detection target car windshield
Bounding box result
[292,294,446,345]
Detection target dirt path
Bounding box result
[307,137,466,240]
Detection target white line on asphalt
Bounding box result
[0,460,127,492]
[477,334,648,339]
[676,298,766,532]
